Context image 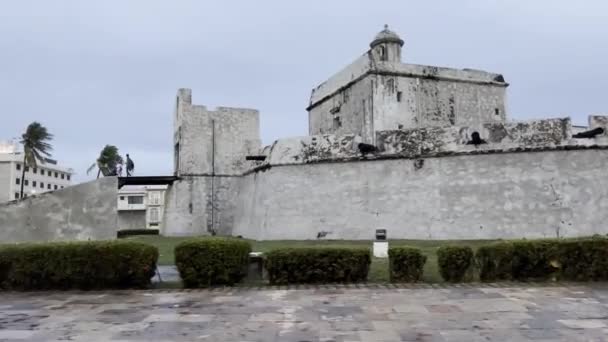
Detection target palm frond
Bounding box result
[20,122,53,167]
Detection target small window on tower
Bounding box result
[379,46,387,61]
[333,116,342,130]
[495,108,500,115]
[397,91,402,102]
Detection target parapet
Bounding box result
[266,134,360,165]
[248,115,608,172]
[483,118,571,148]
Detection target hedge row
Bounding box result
[265,248,370,285]
[175,237,251,288]
[0,241,158,290]
[477,238,608,282]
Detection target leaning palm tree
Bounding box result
[87,145,124,178]
[19,122,53,198]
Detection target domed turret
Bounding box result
[370,24,404,48]
[370,25,403,63]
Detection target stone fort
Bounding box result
[162,26,608,240]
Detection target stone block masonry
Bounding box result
[233,148,608,240]
[0,177,118,243]
[163,89,261,236]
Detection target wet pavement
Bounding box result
[1,284,608,341]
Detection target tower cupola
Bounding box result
[370,25,404,62]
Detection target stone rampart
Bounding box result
[0,177,118,243]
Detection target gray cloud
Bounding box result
[1,0,607,182]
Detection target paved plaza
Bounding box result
[1,284,608,341]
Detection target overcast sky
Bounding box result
[1,0,607,182]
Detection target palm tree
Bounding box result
[19,122,53,199]
[87,145,124,178]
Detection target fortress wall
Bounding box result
[162,176,239,236]
[233,149,608,240]
[371,74,507,134]
[309,77,373,141]
[0,177,117,243]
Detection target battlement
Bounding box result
[250,115,608,171]
[173,89,261,176]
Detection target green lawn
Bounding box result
[124,236,497,283]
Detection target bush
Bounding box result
[175,237,251,288]
[437,246,474,282]
[0,241,158,290]
[477,239,566,282]
[558,238,608,281]
[265,248,370,285]
[117,229,159,238]
[388,247,426,282]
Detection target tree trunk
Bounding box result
[19,155,26,199]
[97,168,101,179]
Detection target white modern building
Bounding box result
[117,185,167,230]
[0,141,74,202]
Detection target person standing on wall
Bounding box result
[126,154,134,177]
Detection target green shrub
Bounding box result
[477,239,562,282]
[476,242,514,281]
[175,237,251,288]
[437,246,474,282]
[117,229,159,238]
[0,241,158,290]
[388,247,426,282]
[558,238,608,281]
[265,248,370,285]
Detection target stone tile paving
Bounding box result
[0,284,608,341]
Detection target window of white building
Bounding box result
[149,207,160,223]
[128,196,144,204]
[148,191,161,205]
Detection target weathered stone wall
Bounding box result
[162,175,240,236]
[483,118,571,148]
[0,177,118,243]
[165,89,261,237]
[174,89,261,176]
[309,78,374,142]
[309,71,507,142]
[371,73,506,134]
[233,149,608,240]
[308,53,372,108]
[267,134,361,165]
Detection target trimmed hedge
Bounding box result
[477,240,561,281]
[388,247,426,282]
[0,241,158,290]
[117,229,159,238]
[476,238,608,282]
[175,237,251,288]
[265,248,370,285]
[437,246,474,282]
[556,238,608,281]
